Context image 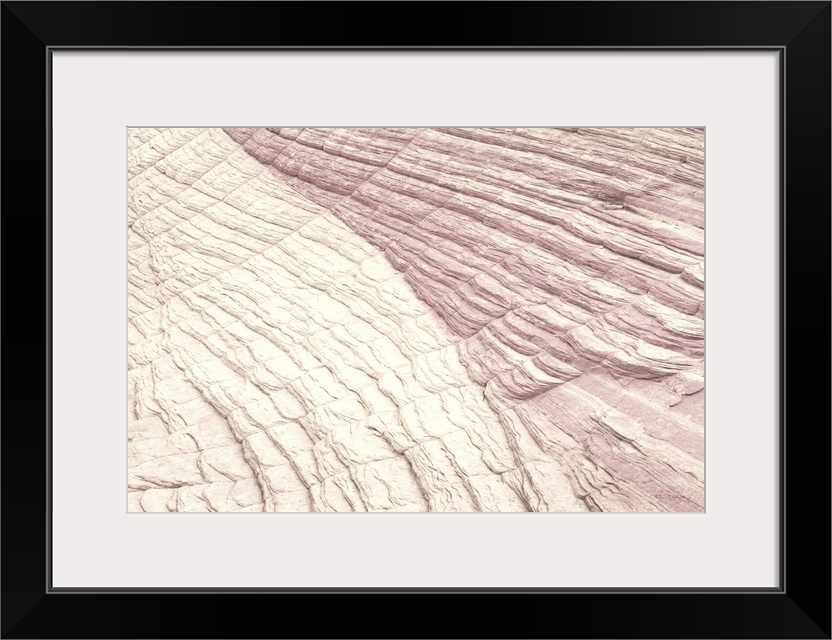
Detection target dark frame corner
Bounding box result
[1,2,829,638]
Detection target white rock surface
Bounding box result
[128,128,536,512]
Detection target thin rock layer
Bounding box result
[128,127,704,512]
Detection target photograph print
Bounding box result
[127,127,705,513]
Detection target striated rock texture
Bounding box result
[128,127,704,513]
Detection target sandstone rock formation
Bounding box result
[128,127,704,512]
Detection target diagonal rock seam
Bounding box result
[128,127,704,512]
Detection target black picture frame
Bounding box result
[2,2,829,638]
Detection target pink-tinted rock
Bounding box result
[221,127,705,512]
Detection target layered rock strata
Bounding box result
[128,127,704,512]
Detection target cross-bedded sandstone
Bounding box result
[128,127,704,512]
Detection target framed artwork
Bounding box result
[2,2,829,638]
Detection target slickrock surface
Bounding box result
[128,127,704,512]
